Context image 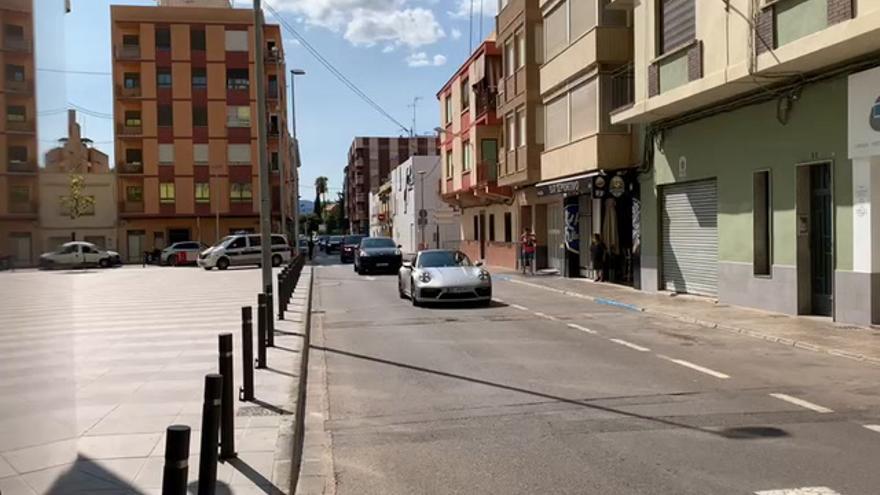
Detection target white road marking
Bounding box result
[532,311,557,321]
[365,276,377,281]
[769,393,834,414]
[658,356,730,379]
[755,487,842,495]
[608,338,650,352]
[493,297,505,303]
[863,424,880,434]
[566,323,597,335]
[510,304,529,311]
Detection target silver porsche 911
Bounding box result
[398,250,492,306]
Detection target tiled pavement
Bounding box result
[0,264,311,494]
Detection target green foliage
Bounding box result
[60,173,95,220]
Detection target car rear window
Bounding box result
[362,238,395,248]
[343,236,364,245]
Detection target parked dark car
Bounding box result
[354,237,402,274]
[339,235,366,263]
[326,235,344,253]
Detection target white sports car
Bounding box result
[398,250,492,306]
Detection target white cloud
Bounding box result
[447,0,497,19]
[405,51,447,68]
[450,28,462,40]
[382,45,396,53]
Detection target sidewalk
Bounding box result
[0,265,311,495]
[495,269,880,366]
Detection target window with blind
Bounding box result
[226,106,250,127]
[544,3,567,60]
[507,115,516,151]
[158,144,174,164]
[658,0,696,55]
[225,30,248,52]
[544,95,568,149]
[517,109,526,147]
[445,152,453,177]
[193,144,209,164]
[505,39,514,78]
[570,79,598,139]
[570,0,596,39]
[463,142,473,171]
[230,183,252,201]
[517,31,526,68]
[227,144,251,164]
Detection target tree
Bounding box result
[314,176,328,220]
[60,173,95,241]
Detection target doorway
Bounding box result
[127,230,145,262]
[9,233,31,267]
[547,202,564,274]
[796,162,833,317]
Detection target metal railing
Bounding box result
[117,45,140,59]
[8,201,36,214]
[118,162,144,174]
[3,37,31,52]
[7,161,35,173]
[5,120,34,133]
[610,63,634,111]
[119,85,142,98]
[118,201,145,213]
[118,124,143,136]
[4,80,31,93]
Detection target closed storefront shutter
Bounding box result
[661,179,718,296]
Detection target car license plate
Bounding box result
[376,262,389,267]
[448,287,471,293]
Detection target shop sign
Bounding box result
[594,173,632,199]
[848,66,880,159]
[536,176,593,197]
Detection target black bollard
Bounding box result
[218,334,236,460]
[265,285,275,348]
[277,272,285,320]
[256,294,267,369]
[161,425,190,495]
[197,374,222,495]
[239,307,254,401]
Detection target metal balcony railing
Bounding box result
[119,85,142,98]
[118,124,143,136]
[4,79,31,93]
[3,37,31,52]
[6,120,34,133]
[6,161,35,173]
[476,161,498,185]
[117,45,141,60]
[8,201,36,214]
[610,63,635,111]
[119,201,144,214]
[117,162,144,174]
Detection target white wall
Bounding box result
[390,156,461,253]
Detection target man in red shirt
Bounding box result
[520,228,536,276]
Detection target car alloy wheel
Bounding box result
[217,258,230,270]
[99,258,110,268]
[410,278,420,307]
[167,255,177,266]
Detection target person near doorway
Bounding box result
[307,235,315,261]
[520,228,536,276]
[590,233,607,282]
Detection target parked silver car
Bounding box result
[398,250,491,306]
[39,241,121,269]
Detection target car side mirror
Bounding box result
[402,261,412,269]
[397,245,402,249]
[475,261,484,267]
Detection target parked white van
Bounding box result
[198,233,291,270]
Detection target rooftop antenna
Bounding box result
[408,97,422,137]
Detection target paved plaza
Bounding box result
[0,264,310,494]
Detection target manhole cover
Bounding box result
[236,406,292,417]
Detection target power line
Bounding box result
[263,1,411,135]
[38,67,112,76]
[68,102,113,119]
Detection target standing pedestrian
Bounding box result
[520,228,536,276]
[307,235,315,260]
[590,233,606,282]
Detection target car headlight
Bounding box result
[394,249,401,256]
[479,270,491,281]
[418,272,431,283]
[359,250,368,257]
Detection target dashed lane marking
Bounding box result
[533,311,557,321]
[510,304,529,311]
[755,488,842,495]
[768,393,834,414]
[608,338,650,352]
[863,425,880,434]
[566,323,597,335]
[658,356,731,379]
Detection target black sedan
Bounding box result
[354,237,402,274]
[326,235,344,253]
[339,235,366,263]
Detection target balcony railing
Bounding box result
[475,90,497,118]
[117,162,144,174]
[119,201,144,214]
[5,120,34,133]
[6,161,35,173]
[4,79,31,93]
[610,63,635,111]
[118,124,143,136]
[3,37,31,53]
[8,201,36,214]
[118,85,142,98]
[476,161,498,185]
[117,45,141,60]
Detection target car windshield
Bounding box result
[362,238,395,248]
[330,236,343,242]
[343,236,364,245]
[418,251,473,268]
[217,236,236,247]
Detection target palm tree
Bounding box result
[314,176,328,219]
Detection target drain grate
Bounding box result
[236,406,292,417]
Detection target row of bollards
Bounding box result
[160,255,308,495]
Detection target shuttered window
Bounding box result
[227,144,251,164]
[570,79,597,140]
[544,3,567,60]
[544,95,568,149]
[158,144,174,164]
[658,0,696,55]
[661,180,719,296]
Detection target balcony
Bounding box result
[474,88,497,120]
[118,85,142,98]
[2,37,31,53]
[355,193,367,203]
[355,175,365,186]
[118,201,144,214]
[117,124,143,136]
[8,201,36,215]
[5,120,34,134]
[117,162,144,174]
[610,63,634,112]
[6,161,35,173]
[4,80,32,94]
[116,45,141,60]
[442,161,511,208]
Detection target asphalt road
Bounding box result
[310,253,880,495]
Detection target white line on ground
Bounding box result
[863,425,880,434]
[493,297,505,303]
[608,338,650,352]
[533,311,557,321]
[566,323,597,335]
[365,276,377,281]
[769,393,834,414]
[510,304,529,311]
[755,487,842,495]
[658,356,730,379]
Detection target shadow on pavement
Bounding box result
[312,345,790,441]
[45,454,147,494]
[265,366,298,378]
[250,398,294,416]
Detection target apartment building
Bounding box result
[111,0,293,262]
[388,156,461,253]
[614,0,880,325]
[439,36,516,268]
[345,136,438,234]
[0,0,37,266]
[517,0,635,279]
[40,111,116,252]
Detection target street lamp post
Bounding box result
[254,0,271,292]
[418,170,426,251]
[290,69,305,253]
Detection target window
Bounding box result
[6,64,24,82]
[5,24,24,40]
[445,152,454,177]
[125,148,143,164]
[229,236,247,248]
[570,79,598,139]
[499,0,509,11]
[195,182,210,203]
[158,105,173,127]
[9,185,28,203]
[157,69,172,88]
[505,39,514,78]
[226,106,250,127]
[8,146,27,162]
[270,151,279,171]
[504,212,512,243]
[268,75,278,98]
[775,0,829,47]
[230,182,253,202]
[545,95,568,149]
[159,183,175,203]
[192,68,207,89]
[158,144,174,164]
[123,72,139,88]
[191,29,206,51]
[122,34,139,47]
[226,68,249,90]
[224,30,248,52]
[517,32,526,68]
[570,0,597,39]
[126,185,143,202]
[193,144,209,164]
[506,114,516,151]
[227,144,251,164]
[124,110,141,127]
[460,78,470,110]
[444,95,453,124]
[193,106,208,127]
[473,215,479,241]
[155,27,171,50]
[6,105,25,122]
[753,171,772,276]
[658,0,696,55]
[489,214,496,242]
[462,142,472,172]
[518,109,526,147]
[545,3,567,59]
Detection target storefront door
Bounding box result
[547,203,564,274]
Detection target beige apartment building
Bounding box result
[0,0,37,266]
[111,0,294,261]
[41,111,115,252]
[613,0,880,325]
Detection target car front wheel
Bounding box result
[410,279,420,306]
[217,258,230,270]
[167,255,177,266]
[99,258,110,268]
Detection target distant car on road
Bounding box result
[317,235,329,252]
[198,233,290,270]
[161,241,206,266]
[40,241,122,269]
[398,250,491,306]
[325,235,344,253]
[339,235,366,263]
[354,237,402,274]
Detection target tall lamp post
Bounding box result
[290,69,305,252]
[417,170,426,250]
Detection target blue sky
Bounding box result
[35,0,497,200]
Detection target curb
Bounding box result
[506,276,880,368]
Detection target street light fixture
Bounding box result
[290,69,305,252]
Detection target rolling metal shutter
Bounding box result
[660,0,696,53]
[661,179,718,297]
